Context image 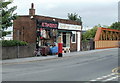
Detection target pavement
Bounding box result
[1,48,118,64]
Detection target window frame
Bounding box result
[71,31,76,43]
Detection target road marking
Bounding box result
[94,73,115,80]
[104,75,119,81]
[90,73,119,81]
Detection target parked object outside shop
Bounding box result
[50,43,58,55]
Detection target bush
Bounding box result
[1,40,28,47]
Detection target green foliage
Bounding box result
[1,40,28,47]
[2,31,11,37]
[1,0,17,37]
[68,13,82,22]
[82,24,101,41]
[109,22,120,30]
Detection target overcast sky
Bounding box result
[9,0,119,30]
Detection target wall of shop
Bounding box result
[13,16,36,43]
[70,33,77,52]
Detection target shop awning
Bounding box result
[58,30,72,33]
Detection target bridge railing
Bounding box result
[95,40,120,49]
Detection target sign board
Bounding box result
[58,23,82,31]
[36,20,58,29]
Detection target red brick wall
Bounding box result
[70,33,77,51]
[13,16,36,43]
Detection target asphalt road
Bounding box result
[2,48,119,81]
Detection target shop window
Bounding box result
[63,32,66,47]
[19,31,21,35]
[72,31,76,43]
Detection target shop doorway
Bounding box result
[62,32,70,47]
[63,32,66,47]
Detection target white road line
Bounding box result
[90,73,117,81]
[96,73,115,80]
[104,76,119,81]
[90,79,97,81]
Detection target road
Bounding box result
[2,48,120,81]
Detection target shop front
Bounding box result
[35,20,81,55]
[36,20,59,55]
[58,23,82,53]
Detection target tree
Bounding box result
[1,0,17,38]
[82,24,101,41]
[68,13,82,22]
[109,22,120,30]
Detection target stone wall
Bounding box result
[2,44,36,60]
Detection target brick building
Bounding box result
[13,3,82,53]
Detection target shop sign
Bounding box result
[58,23,82,30]
[36,20,58,29]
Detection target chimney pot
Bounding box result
[29,3,35,16]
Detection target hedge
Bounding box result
[1,40,28,47]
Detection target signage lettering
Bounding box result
[42,22,58,28]
[58,23,82,30]
[37,20,58,29]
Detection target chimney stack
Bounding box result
[29,3,35,16]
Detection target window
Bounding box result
[72,31,76,43]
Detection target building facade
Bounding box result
[13,3,82,53]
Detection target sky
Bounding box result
[8,0,119,30]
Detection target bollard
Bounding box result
[58,43,63,57]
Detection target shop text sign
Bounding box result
[37,20,58,29]
[58,23,82,30]
[41,22,58,29]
